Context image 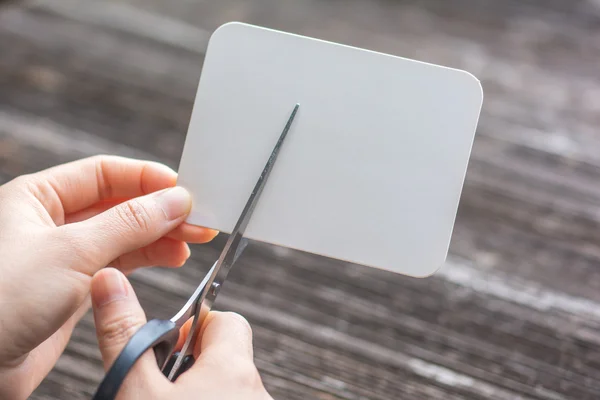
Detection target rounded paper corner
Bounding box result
[458,69,484,105]
[406,255,448,279]
[208,21,253,48]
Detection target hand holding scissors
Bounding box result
[92,104,300,400]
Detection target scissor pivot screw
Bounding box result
[210,282,221,296]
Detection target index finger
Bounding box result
[33,155,178,216]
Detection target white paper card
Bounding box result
[177,22,483,277]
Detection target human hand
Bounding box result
[91,268,272,399]
[0,155,217,399]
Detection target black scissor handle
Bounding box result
[92,319,179,400]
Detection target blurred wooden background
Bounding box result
[2,0,600,398]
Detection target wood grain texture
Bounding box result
[1,0,600,398]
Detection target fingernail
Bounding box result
[154,187,192,221]
[94,269,128,307]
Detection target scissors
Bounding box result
[92,103,300,400]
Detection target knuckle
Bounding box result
[89,154,119,167]
[93,155,111,199]
[116,200,153,233]
[89,154,110,162]
[0,175,38,219]
[13,174,41,199]
[10,173,34,188]
[98,312,144,347]
[221,312,253,337]
[222,357,262,388]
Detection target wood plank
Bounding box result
[2,0,600,398]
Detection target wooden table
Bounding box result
[1,0,600,398]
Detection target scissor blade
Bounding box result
[166,104,300,381]
[207,103,300,297]
[169,262,216,327]
[229,103,300,237]
[214,104,300,278]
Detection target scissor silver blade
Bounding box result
[166,103,300,380]
[169,262,216,327]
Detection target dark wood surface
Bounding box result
[2,0,600,398]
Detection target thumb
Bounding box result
[65,186,192,274]
[91,268,166,395]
